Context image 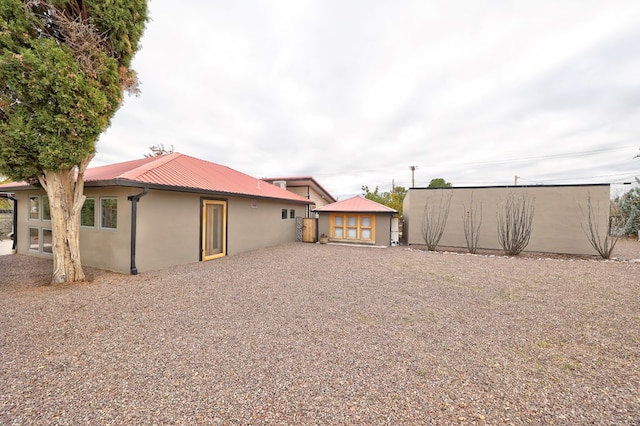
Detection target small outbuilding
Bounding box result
[314,196,397,246]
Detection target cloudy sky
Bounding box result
[94,0,640,199]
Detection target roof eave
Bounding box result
[89,179,312,204]
[313,209,397,214]
[0,179,311,204]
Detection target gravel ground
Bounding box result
[1,239,639,425]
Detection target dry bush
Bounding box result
[497,191,535,256]
[421,190,452,251]
[462,194,482,254]
[578,194,621,259]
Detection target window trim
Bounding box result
[42,196,51,221]
[42,228,53,255]
[329,213,376,243]
[29,196,40,220]
[81,197,96,228]
[99,197,118,230]
[28,226,40,252]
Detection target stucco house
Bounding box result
[0,153,312,274]
[314,196,397,246]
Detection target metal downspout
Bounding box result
[127,188,149,275]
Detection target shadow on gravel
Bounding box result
[0,254,126,294]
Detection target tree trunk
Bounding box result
[38,155,93,284]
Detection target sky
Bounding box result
[94,0,640,199]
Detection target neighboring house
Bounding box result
[262,176,336,217]
[0,153,312,274]
[314,196,397,246]
[403,184,611,255]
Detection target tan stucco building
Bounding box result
[1,154,312,274]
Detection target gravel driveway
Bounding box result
[1,240,639,424]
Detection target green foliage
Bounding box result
[615,178,640,235]
[428,178,452,188]
[361,185,406,216]
[0,175,10,210]
[0,0,148,182]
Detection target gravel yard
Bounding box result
[1,240,639,424]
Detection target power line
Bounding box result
[443,145,637,167]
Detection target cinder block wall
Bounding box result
[403,185,610,255]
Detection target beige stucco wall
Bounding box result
[226,197,301,255]
[308,188,332,208]
[80,187,136,273]
[283,185,331,212]
[13,187,135,271]
[287,186,310,200]
[403,185,610,255]
[317,212,393,246]
[14,187,305,274]
[130,189,201,272]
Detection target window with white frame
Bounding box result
[29,196,39,220]
[42,228,53,254]
[29,227,39,251]
[100,197,118,229]
[42,196,51,221]
[81,198,95,227]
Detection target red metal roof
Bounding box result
[313,195,397,213]
[2,153,312,204]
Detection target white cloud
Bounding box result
[95,0,640,198]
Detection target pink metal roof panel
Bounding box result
[2,153,311,203]
[313,195,397,213]
[109,154,312,202]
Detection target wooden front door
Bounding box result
[302,218,317,243]
[202,200,227,260]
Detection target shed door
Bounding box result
[302,218,317,242]
[202,200,227,260]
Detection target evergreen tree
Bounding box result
[0,0,148,283]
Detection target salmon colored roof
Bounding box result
[1,153,312,204]
[313,195,397,213]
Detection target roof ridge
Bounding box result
[120,152,183,180]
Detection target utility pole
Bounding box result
[514,175,519,185]
[409,166,418,188]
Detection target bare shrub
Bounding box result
[462,194,482,254]
[578,194,621,259]
[421,190,452,251]
[497,191,535,256]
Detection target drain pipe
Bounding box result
[127,187,149,275]
[1,194,17,252]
